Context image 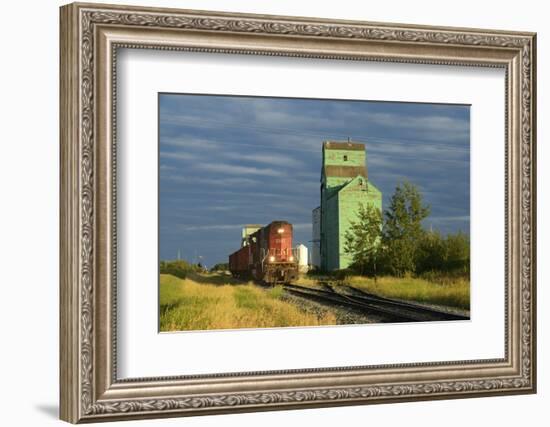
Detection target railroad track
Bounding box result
[283,283,469,323]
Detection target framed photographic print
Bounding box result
[60,2,537,423]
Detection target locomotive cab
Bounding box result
[261,222,299,284]
[228,221,300,285]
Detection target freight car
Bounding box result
[229,221,299,285]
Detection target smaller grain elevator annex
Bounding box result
[312,141,382,271]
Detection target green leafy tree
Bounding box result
[344,203,383,276]
[382,181,430,276]
[416,230,470,274]
[442,231,470,273]
[416,230,446,272]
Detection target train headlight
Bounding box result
[277,228,284,234]
[289,256,294,262]
[269,256,275,262]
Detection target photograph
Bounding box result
[158,94,471,332]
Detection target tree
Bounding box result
[344,203,383,276]
[443,231,470,273]
[382,181,430,276]
[416,229,446,272]
[416,230,470,275]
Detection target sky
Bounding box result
[159,94,470,267]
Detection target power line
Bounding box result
[161,136,468,166]
[161,115,469,152]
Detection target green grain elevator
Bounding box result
[314,141,382,271]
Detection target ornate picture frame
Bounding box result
[60,2,536,423]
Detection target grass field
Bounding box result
[297,274,470,311]
[160,273,337,332]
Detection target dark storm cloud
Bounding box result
[159,94,470,266]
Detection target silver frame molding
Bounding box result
[60,2,537,423]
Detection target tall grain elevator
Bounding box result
[313,141,382,271]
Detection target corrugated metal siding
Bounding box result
[311,207,321,268]
[325,193,340,271]
[324,165,367,179]
[337,177,382,269]
[317,142,382,271]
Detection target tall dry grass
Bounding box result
[296,273,469,311]
[345,275,470,310]
[160,274,336,332]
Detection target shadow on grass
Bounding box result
[187,271,248,286]
[160,301,181,317]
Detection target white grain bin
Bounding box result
[296,244,309,273]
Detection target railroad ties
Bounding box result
[283,283,469,323]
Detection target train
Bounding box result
[228,221,299,285]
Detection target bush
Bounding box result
[416,231,470,275]
[210,262,229,272]
[160,259,201,280]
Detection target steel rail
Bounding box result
[283,283,469,322]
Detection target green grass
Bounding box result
[298,274,470,311]
[345,275,469,310]
[159,274,336,332]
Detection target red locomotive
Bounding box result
[229,221,299,285]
